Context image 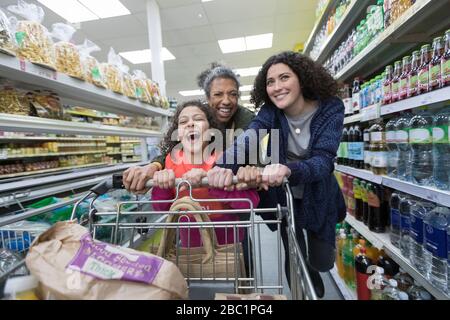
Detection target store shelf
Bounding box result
[329,266,357,300]
[0,161,147,194]
[0,114,162,138]
[1,150,107,160]
[335,165,450,207]
[303,0,337,55]
[382,177,450,207]
[67,110,120,119]
[335,165,383,184]
[121,140,142,143]
[0,162,109,180]
[335,0,450,82]
[0,136,106,142]
[345,215,450,300]
[0,55,172,118]
[344,114,362,125]
[314,0,370,64]
[107,153,123,156]
[380,87,450,116]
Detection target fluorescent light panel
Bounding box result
[234,67,261,77]
[179,90,205,97]
[240,85,254,92]
[37,0,130,23]
[120,48,176,64]
[218,33,273,54]
[240,95,251,101]
[202,0,215,2]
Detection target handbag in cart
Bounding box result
[151,197,247,280]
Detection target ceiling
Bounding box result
[0,0,318,104]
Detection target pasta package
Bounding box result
[0,8,16,56]
[100,48,124,94]
[8,1,56,70]
[132,70,152,104]
[29,90,63,120]
[51,23,83,80]
[0,85,30,115]
[78,39,107,88]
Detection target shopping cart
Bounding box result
[0,175,318,300]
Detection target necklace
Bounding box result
[295,128,301,135]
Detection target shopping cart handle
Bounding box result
[145,177,239,188]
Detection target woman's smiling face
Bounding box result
[177,106,210,155]
[266,63,302,113]
[208,78,239,124]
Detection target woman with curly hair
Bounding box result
[206,51,346,298]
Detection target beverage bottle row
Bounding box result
[389,192,450,293]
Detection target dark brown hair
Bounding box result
[251,51,338,107]
[160,100,223,156]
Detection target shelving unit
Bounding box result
[329,266,357,300]
[335,165,450,207]
[345,215,450,300]
[0,136,106,142]
[334,0,450,82]
[1,150,107,160]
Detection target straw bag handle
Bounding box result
[156,197,218,263]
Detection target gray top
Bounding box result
[285,106,318,199]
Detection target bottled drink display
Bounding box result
[399,195,414,258]
[353,125,364,169]
[442,30,450,87]
[410,200,435,276]
[408,50,420,98]
[385,117,399,177]
[429,37,443,91]
[377,252,400,279]
[370,266,386,300]
[391,61,402,103]
[383,65,393,105]
[395,112,412,181]
[364,128,371,170]
[348,126,355,167]
[393,269,414,292]
[347,176,356,217]
[424,206,450,292]
[369,120,387,175]
[352,78,361,115]
[343,233,356,289]
[407,284,433,300]
[399,56,411,100]
[355,247,373,300]
[418,44,431,95]
[432,106,450,190]
[367,183,387,233]
[354,178,364,221]
[342,127,349,166]
[409,108,434,186]
[360,180,370,225]
[389,192,403,248]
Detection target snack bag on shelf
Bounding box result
[145,79,161,108]
[120,64,137,99]
[78,39,107,88]
[160,96,170,110]
[29,90,63,120]
[51,23,83,80]
[132,70,152,104]
[0,8,17,56]
[7,0,56,70]
[99,48,124,94]
[0,85,30,115]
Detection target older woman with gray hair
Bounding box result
[123,63,255,193]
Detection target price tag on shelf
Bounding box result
[361,104,381,122]
[19,59,57,81]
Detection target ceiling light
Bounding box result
[37,0,98,23]
[78,0,130,19]
[240,85,254,92]
[179,90,205,97]
[202,0,215,2]
[234,67,261,77]
[240,95,251,101]
[218,33,273,54]
[120,48,176,64]
[218,37,246,54]
[246,33,273,50]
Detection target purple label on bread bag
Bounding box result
[67,234,163,284]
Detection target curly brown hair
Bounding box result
[251,51,338,108]
[160,100,223,156]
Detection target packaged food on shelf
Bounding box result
[78,39,107,88]
[133,70,152,104]
[0,8,16,56]
[28,90,63,120]
[120,64,137,99]
[0,85,30,115]
[7,1,56,70]
[145,79,162,108]
[100,48,124,94]
[51,23,83,80]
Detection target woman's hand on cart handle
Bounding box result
[123,163,160,194]
[260,164,291,189]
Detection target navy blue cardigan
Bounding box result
[219,97,347,247]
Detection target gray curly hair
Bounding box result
[197,63,241,99]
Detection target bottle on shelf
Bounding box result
[377,251,400,279]
[399,56,411,100]
[395,112,413,181]
[399,195,414,259]
[353,239,367,257]
[343,232,356,290]
[409,107,434,186]
[442,29,450,88]
[336,229,347,279]
[429,37,443,91]
[407,284,433,300]
[352,78,362,115]
[410,200,436,276]
[348,126,355,167]
[418,44,431,95]
[363,127,371,170]
[355,247,373,300]
[393,269,414,292]
[341,173,349,209]
[391,60,402,103]
[432,106,450,191]
[342,84,353,117]
[367,183,387,233]
[408,50,420,98]
[369,120,387,176]
[389,192,403,248]
[423,206,450,292]
[370,266,387,300]
[342,127,349,166]
[347,176,356,217]
[382,65,393,105]
[360,180,370,225]
[382,279,408,300]
[354,178,364,222]
[353,124,364,169]
[386,116,399,178]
